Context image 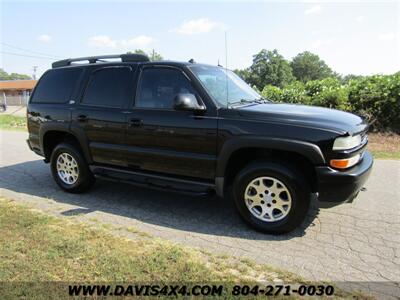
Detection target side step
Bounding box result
[90,165,215,196]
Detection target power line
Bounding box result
[1,42,62,59]
[0,51,55,60]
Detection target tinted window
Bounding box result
[31,68,82,103]
[82,67,132,108]
[136,68,195,109]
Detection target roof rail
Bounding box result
[52,54,150,68]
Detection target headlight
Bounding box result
[333,135,362,150]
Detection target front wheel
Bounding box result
[232,161,311,234]
[50,143,95,193]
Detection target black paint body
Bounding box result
[27,60,373,205]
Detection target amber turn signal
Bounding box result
[330,159,350,169]
[330,154,361,169]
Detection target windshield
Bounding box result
[189,65,261,107]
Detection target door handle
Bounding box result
[129,118,143,127]
[77,115,88,122]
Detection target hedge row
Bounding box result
[261,75,400,132]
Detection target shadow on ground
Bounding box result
[0,160,320,241]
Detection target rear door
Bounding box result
[71,65,134,167]
[28,67,84,152]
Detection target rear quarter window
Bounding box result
[31,68,83,104]
[81,66,132,108]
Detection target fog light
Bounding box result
[330,154,361,169]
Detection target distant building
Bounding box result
[0,80,37,106]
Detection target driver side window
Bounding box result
[136,67,195,109]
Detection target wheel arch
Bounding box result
[215,137,325,197]
[40,128,91,163]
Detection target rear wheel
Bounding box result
[50,143,95,193]
[232,161,311,234]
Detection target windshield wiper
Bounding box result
[258,97,270,103]
[229,98,264,108]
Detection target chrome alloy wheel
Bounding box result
[56,153,79,185]
[244,176,292,222]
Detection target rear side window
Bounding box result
[81,67,132,108]
[31,68,82,104]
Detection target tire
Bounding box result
[232,160,311,234]
[50,143,95,193]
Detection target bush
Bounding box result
[261,85,283,102]
[281,81,310,104]
[305,78,349,110]
[260,75,400,132]
[348,75,400,132]
[263,78,349,109]
[262,82,310,104]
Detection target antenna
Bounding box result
[225,31,228,70]
[225,31,229,107]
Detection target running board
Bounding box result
[90,165,215,196]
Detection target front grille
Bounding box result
[360,132,368,146]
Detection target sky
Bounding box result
[1,0,399,78]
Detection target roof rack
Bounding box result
[52,54,150,68]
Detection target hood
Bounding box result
[235,103,368,135]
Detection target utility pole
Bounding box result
[32,66,38,80]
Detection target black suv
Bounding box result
[27,54,373,233]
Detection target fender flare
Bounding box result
[39,123,92,163]
[216,136,325,178]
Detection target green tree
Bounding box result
[127,49,163,61]
[247,49,294,89]
[149,50,163,61]
[130,49,147,55]
[290,51,332,83]
[340,74,364,84]
[234,68,251,82]
[0,68,31,80]
[234,68,262,91]
[0,69,10,80]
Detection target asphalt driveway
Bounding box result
[1,130,399,297]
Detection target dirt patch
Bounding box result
[368,133,400,159]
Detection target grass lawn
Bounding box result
[0,114,27,130]
[0,198,364,299]
[1,114,398,159]
[0,198,232,282]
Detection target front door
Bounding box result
[124,66,217,180]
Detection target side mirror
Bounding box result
[173,93,205,112]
